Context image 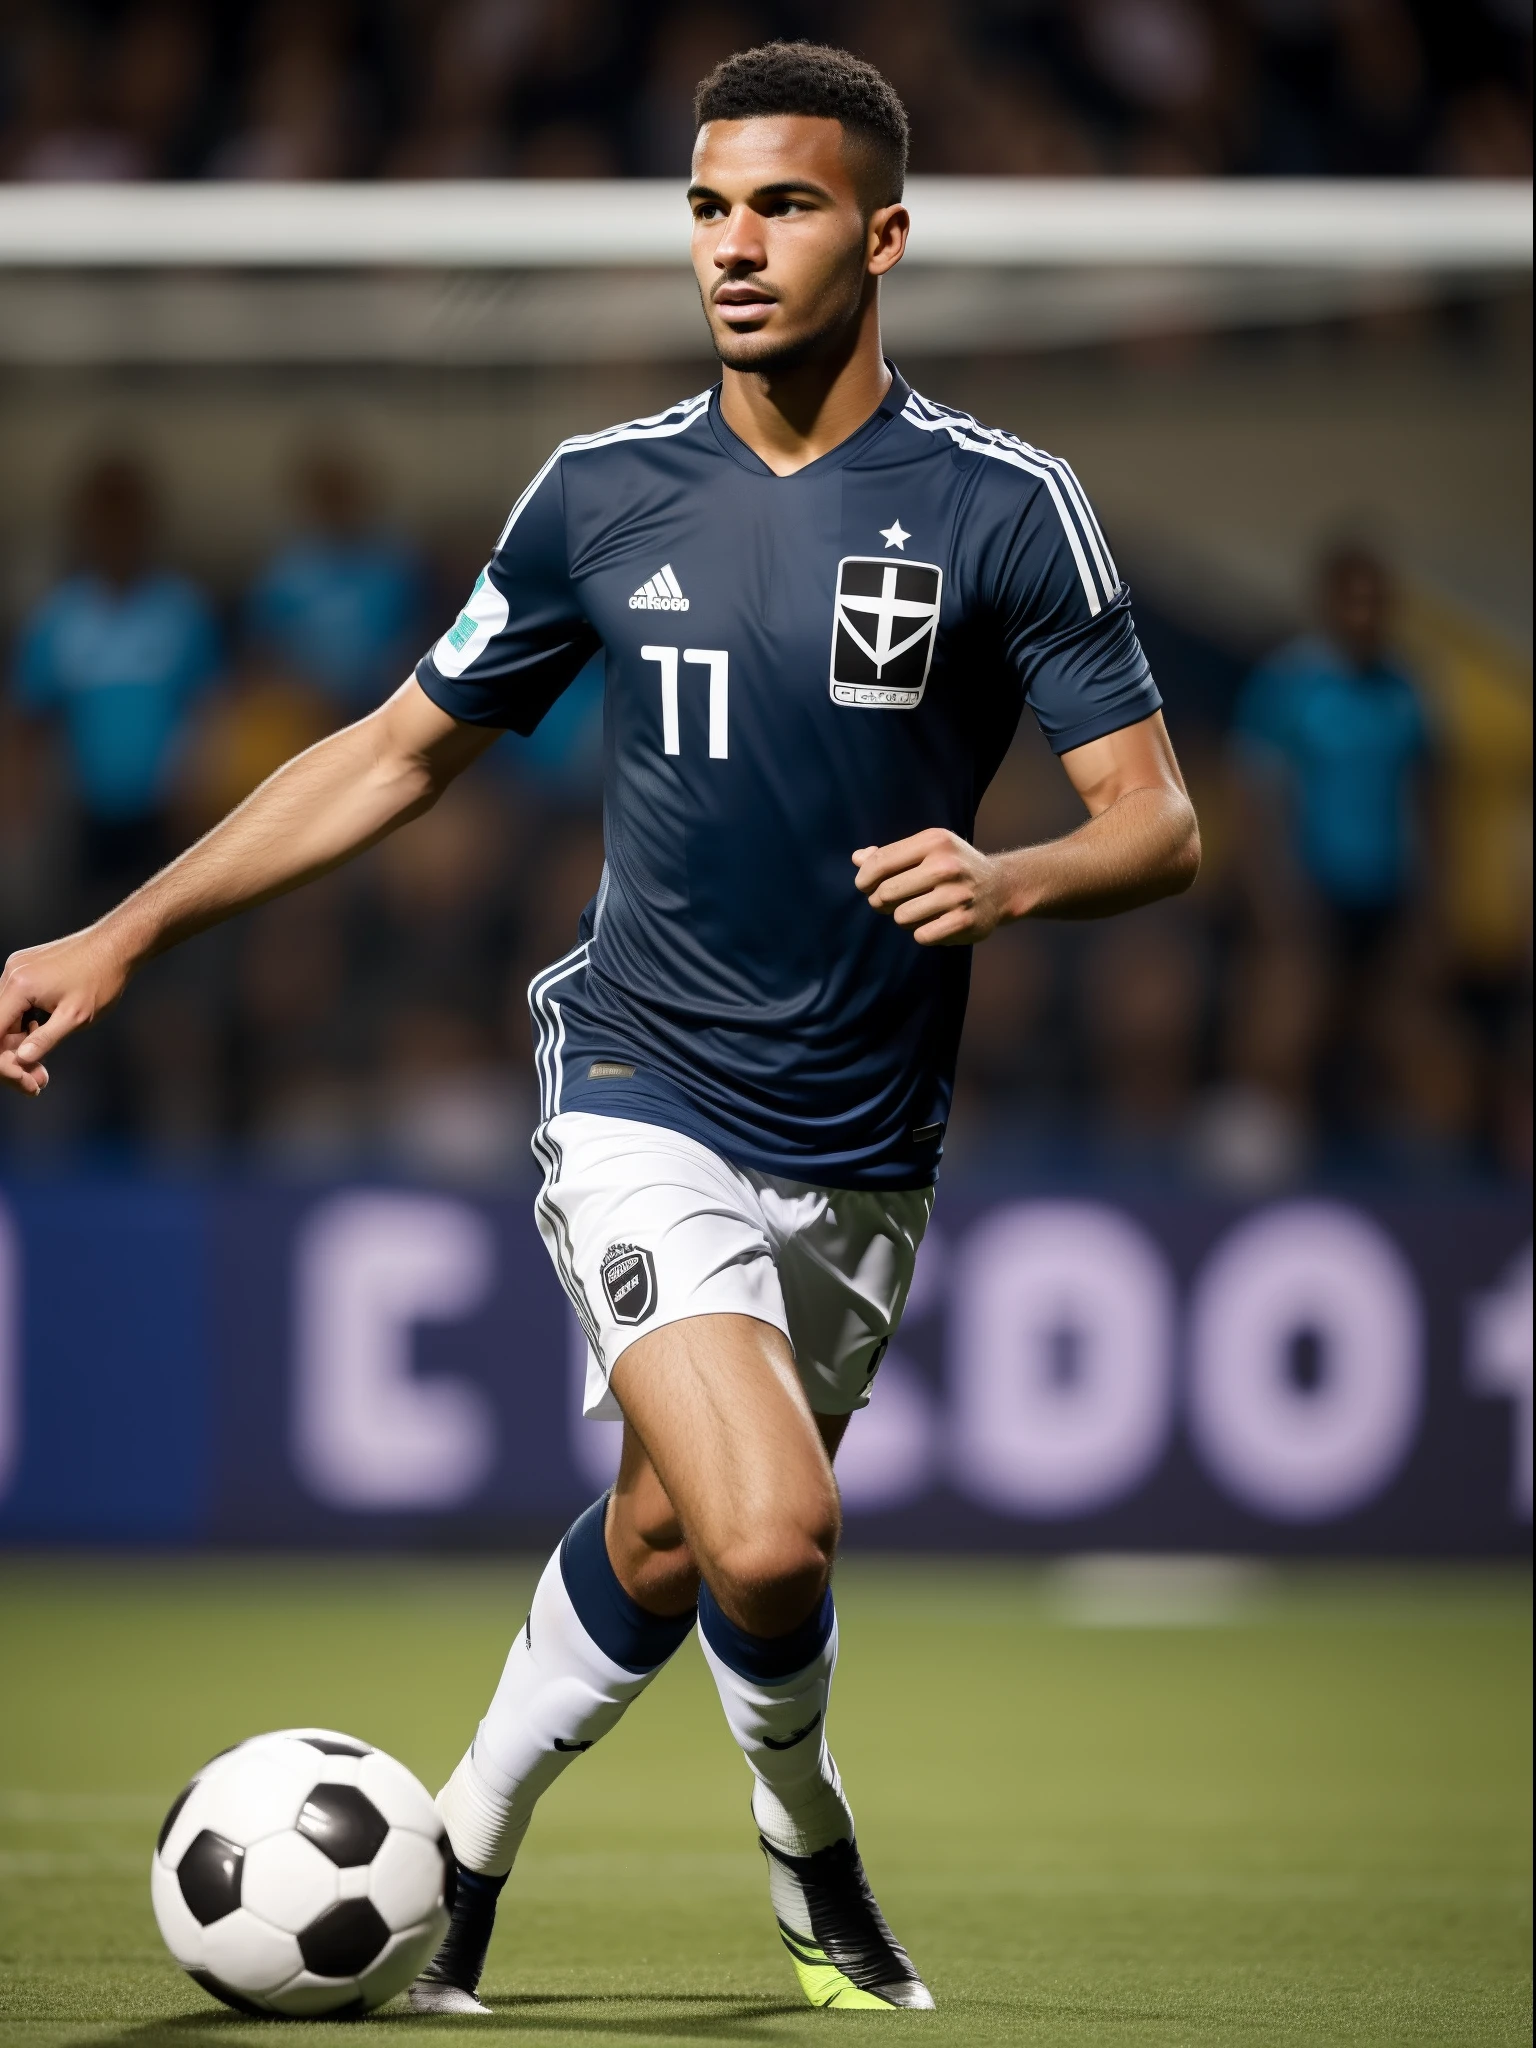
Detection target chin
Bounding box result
[709,315,852,376]
[711,323,809,372]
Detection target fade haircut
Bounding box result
[694,42,909,208]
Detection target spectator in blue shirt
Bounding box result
[245,445,425,717]
[13,453,221,893]
[1234,542,1432,956]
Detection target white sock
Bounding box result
[698,1585,855,1858]
[437,1499,693,1876]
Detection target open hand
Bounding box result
[0,928,133,1097]
[852,829,1019,946]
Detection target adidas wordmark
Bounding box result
[629,564,689,611]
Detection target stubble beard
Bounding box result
[702,273,868,377]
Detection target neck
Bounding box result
[718,289,891,477]
[93,562,143,592]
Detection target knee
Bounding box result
[712,1499,839,1638]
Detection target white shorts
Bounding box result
[534,1112,934,1423]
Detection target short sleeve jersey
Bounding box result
[417,371,1159,1188]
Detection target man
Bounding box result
[1233,541,1430,961]
[1232,541,1431,1132]
[1,44,1199,2013]
[12,452,221,900]
[245,443,426,719]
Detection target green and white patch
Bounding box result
[433,567,509,679]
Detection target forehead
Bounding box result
[691,114,859,196]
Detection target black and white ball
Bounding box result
[151,1729,452,2017]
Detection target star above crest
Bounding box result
[879,519,910,551]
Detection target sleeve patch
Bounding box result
[432,567,511,679]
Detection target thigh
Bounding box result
[609,1313,840,1631]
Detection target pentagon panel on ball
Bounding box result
[150,1729,452,2016]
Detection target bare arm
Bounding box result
[853,710,1200,946]
[0,677,496,1097]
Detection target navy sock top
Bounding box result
[558,1495,696,1674]
[697,1581,834,1683]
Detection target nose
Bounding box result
[713,203,765,273]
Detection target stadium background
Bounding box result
[0,0,1529,1559]
[0,7,1529,2045]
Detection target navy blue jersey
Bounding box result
[416,370,1159,1188]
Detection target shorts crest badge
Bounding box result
[600,1241,657,1325]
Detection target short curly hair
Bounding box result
[694,42,909,207]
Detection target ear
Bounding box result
[867,202,909,277]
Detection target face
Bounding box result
[298,450,368,537]
[688,114,907,373]
[76,462,153,584]
[1320,555,1391,669]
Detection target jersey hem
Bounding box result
[553,1093,941,1194]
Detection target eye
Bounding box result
[692,200,726,223]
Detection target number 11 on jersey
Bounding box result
[641,646,729,759]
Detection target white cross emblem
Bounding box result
[836,564,940,675]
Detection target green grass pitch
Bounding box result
[0,1557,1528,2048]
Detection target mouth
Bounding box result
[712,284,778,327]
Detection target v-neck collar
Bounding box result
[706,365,910,479]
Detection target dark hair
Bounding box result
[694,41,909,206]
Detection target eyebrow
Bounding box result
[686,179,836,205]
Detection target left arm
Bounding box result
[853,710,1200,946]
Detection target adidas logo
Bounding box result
[628,563,689,611]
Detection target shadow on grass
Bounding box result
[62,1992,815,2048]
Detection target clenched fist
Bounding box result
[0,927,134,1097]
[852,829,1023,946]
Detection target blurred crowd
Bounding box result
[0,440,1529,1188]
[0,0,1530,185]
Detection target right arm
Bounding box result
[0,677,495,1097]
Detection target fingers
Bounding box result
[911,909,976,947]
[13,1005,77,1065]
[866,854,972,918]
[0,962,53,1092]
[873,862,952,913]
[0,961,80,1082]
[851,828,951,898]
[854,831,1001,945]
[1,934,124,1097]
[892,884,979,935]
[0,968,30,1041]
[0,1036,49,1097]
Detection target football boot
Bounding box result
[408,1862,505,2015]
[761,1835,934,2010]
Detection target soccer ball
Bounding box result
[150,1728,452,2017]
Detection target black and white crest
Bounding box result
[829,557,943,709]
[601,1241,657,1325]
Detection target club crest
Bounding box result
[600,1241,657,1325]
[829,556,943,709]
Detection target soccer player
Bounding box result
[0,43,1199,2014]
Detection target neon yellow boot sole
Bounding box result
[778,1925,919,2010]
